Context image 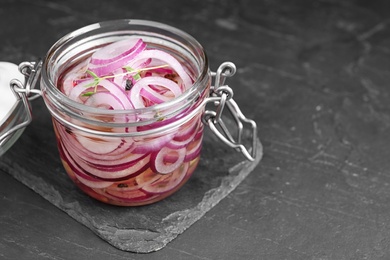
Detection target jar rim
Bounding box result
[41,19,209,120]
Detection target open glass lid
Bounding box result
[0,62,27,156]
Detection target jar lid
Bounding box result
[0,62,26,156]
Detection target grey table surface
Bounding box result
[1,0,390,259]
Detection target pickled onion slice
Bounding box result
[59,126,135,162]
[76,134,122,155]
[132,133,174,153]
[127,49,192,89]
[88,38,146,77]
[167,119,200,149]
[107,168,158,192]
[74,172,114,189]
[63,138,153,182]
[83,151,148,169]
[151,146,186,174]
[59,142,114,188]
[184,135,203,162]
[72,152,151,181]
[84,91,125,110]
[142,162,189,194]
[64,38,193,113]
[129,76,182,109]
[140,85,171,104]
[135,168,162,187]
[111,57,151,87]
[68,78,96,102]
[61,58,89,96]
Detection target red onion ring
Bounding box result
[94,79,134,109]
[140,85,171,105]
[129,76,182,109]
[84,91,125,110]
[88,38,146,77]
[151,146,186,174]
[126,49,192,89]
[132,132,174,154]
[75,133,122,155]
[142,162,189,194]
[58,141,115,188]
[61,58,90,96]
[184,135,203,162]
[72,151,151,181]
[68,78,96,102]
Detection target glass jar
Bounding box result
[0,20,258,206]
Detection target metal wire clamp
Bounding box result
[203,62,258,161]
[0,61,42,143]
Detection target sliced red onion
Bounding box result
[90,38,144,64]
[61,58,90,96]
[151,146,186,174]
[132,132,174,154]
[64,143,151,182]
[88,38,146,77]
[140,85,171,105]
[62,71,85,97]
[107,168,157,192]
[74,171,115,189]
[142,162,189,194]
[68,78,96,102]
[111,57,151,88]
[184,135,203,162]
[128,57,152,71]
[135,168,162,187]
[59,142,114,188]
[86,152,149,171]
[126,49,192,89]
[84,91,125,110]
[95,79,134,110]
[135,104,193,133]
[74,153,151,180]
[129,76,182,109]
[56,124,138,164]
[75,134,122,155]
[167,119,200,149]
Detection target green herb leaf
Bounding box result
[82,91,95,97]
[86,70,100,80]
[124,66,141,81]
[83,81,99,88]
[133,73,141,81]
[83,70,102,96]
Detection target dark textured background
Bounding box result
[1,0,390,259]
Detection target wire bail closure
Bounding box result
[0,61,42,143]
[203,62,258,161]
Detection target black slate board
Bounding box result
[0,99,262,253]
